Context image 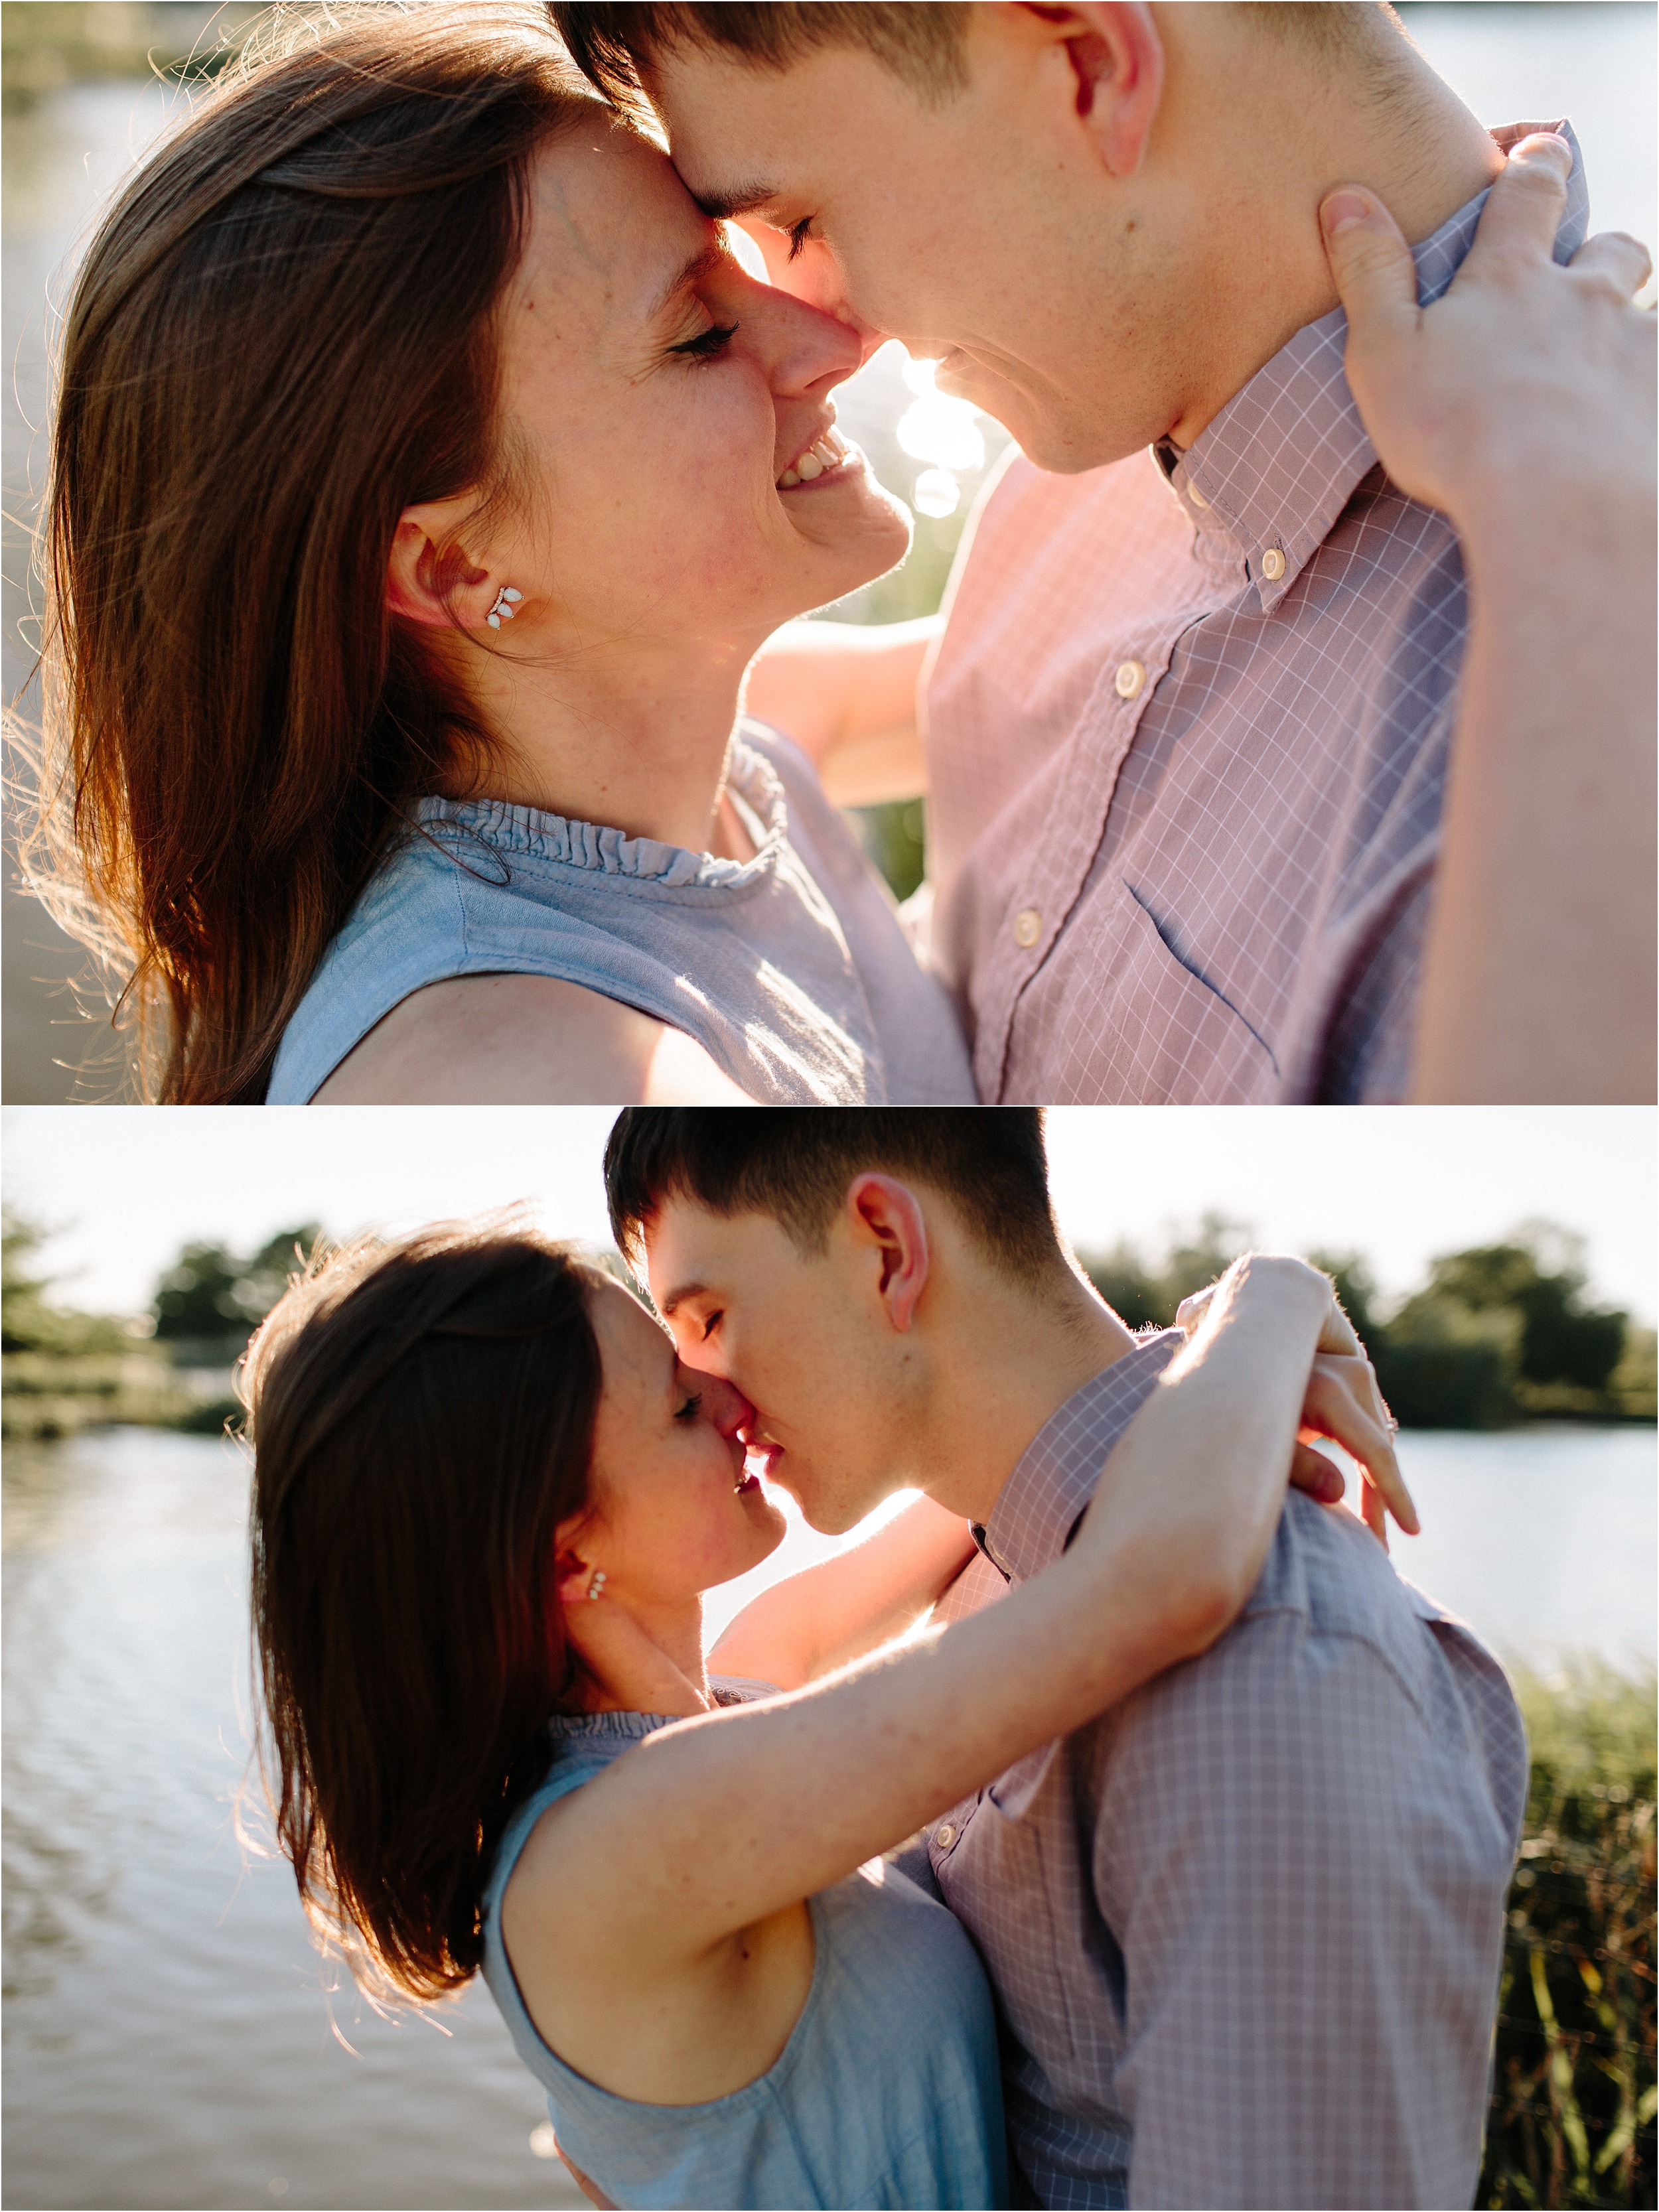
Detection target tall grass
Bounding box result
[1481,1663,1656,2208]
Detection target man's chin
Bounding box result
[936,365,1129,478]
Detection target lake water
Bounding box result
[3,1422,1653,2211]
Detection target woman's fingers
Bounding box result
[1569,228,1654,303]
[1299,1355,1419,1538]
[1456,132,1573,275]
[1313,1296,1364,1360]
[1289,1440,1345,1505]
[1319,183,1419,346]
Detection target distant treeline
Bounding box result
[1078,1215,1654,1428]
[3,1208,1654,1438]
[0,2,261,113]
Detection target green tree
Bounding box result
[1076,1213,1251,1332]
[1427,1235,1627,1395]
[1,1207,127,1357]
[152,1226,320,1342]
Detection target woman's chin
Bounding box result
[786,487,914,614]
[737,1481,789,1562]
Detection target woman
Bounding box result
[244,1217,1408,2209]
[30,5,970,1105]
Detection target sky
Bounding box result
[5,1105,1653,1324]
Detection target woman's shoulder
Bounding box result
[265,801,760,1103]
[305,973,751,1106]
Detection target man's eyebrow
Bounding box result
[654,1278,711,1320]
[646,238,728,323]
[685,181,779,222]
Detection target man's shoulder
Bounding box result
[1142,1489,1510,1747]
[1244,1486,1411,1634]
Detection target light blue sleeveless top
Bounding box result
[480,1694,1008,2211]
[266,724,974,1104]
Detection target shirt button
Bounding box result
[1114,659,1146,700]
[1013,906,1042,948]
[934,1823,956,1850]
[1187,480,1210,509]
[1260,547,1286,581]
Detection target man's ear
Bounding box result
[1011,2,1164,179]
[386,506,497,631]
[843,1174,931,1332]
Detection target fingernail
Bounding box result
[1517,132,1571,173]
[1320,190,1372,238]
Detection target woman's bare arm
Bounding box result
[311,974,754,1104]
[516,1257,1368,1983]
[742,618,938,807]
[1321,137,1656,1101]
[709,1494,977,1689]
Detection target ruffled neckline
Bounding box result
[413,732,786,893]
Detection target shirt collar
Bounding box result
[980,1331,1183,1584]
[1161,120,1589,614]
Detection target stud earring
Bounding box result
[486,586,523,630]
[586,1568,608,1602]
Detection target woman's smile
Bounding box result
[776,424,857,489]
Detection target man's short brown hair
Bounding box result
[549,4,971,115]
[605,1107,1069,1286]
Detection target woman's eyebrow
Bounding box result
[646,238,728,323]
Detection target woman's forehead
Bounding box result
[516,123,713,332]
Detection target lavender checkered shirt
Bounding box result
[924,1335,1529,2209]
[924,126,1589,1103]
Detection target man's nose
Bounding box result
[735,222,887,352]
[701,1373,757,1440]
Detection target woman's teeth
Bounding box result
[778,428,849,489]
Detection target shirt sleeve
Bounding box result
[1084,1602,1524,2210]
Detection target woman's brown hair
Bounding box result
[23,6,592,1100]
[244,1221,605,1999]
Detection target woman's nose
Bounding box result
[745,271,865,399]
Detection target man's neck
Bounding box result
[1151,7,1505,449]
[905,1269,1143,1528]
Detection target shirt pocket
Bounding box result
[1005,880,1281,1103]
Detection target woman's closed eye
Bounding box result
[670,321,738,363]
[674,1391,703,1423]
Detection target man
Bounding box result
[603,1105,1528,2210]
[553,3,1655,1104]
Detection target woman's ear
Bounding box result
[386,506,495,630]
[1013,2,1164,179]
[844,1173,931,1333]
